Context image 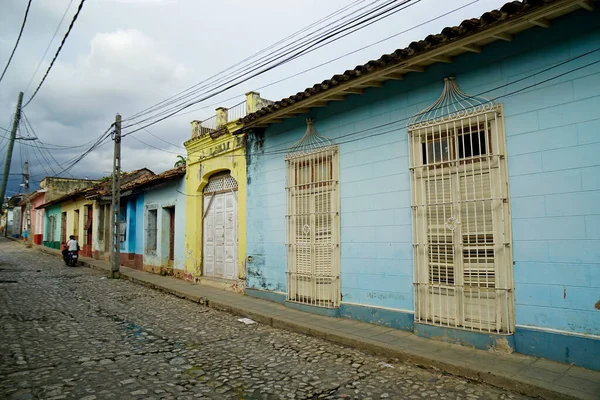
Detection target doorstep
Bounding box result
[31,243,600,400]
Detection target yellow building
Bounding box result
[183,92,271,291]
[61,195,95,256]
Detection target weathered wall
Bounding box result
[142,178,186,271]
[44,204,61,243]
[40,178,97,203]
[61,197,93,242]
[185,133,247,281]
[246,8,600,344]
[31,193,46,237]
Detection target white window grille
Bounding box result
[285,119,340,308]
[204,173,238,194]
[146,209,158,252]
[408,78,514,334]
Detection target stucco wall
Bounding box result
[61,197,93,242]
[245,9,600,336]
[185,133,247,280]
[44,204,61,242]
[142,178,186,270]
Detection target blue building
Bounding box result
[239,0,600,371]
[115,167,187,277]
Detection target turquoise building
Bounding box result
[239,1,600,371]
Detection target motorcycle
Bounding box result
[65,251,79,267]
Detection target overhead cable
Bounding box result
[0,0,33,85]
[24,0,87,107]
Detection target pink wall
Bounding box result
[30,192,46,238]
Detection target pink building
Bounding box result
[19,190,46,245]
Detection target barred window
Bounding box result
[410,108,514,334]
[286,148,340,308]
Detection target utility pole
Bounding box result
[110,114,121,279]
[24,161,32,248]
[0,91,24,212]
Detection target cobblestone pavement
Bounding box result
[0,240,532,400]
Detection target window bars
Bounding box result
[203,173,238,194]
[285,120,340,308]
[409,78,514,334]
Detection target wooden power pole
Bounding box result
[110,114,121,279]
[0,92,24,212]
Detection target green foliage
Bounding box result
[174,155,186,168]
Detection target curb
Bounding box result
[29,244,582,400]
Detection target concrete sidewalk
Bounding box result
[33,244,599,400]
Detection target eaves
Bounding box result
[237,0,593,131]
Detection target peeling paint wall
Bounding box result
[244,9,600,340]
[43,204,61,244]
[184,132,247,281]
[61,197,94,244]
[142,178,186,271]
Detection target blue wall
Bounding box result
[142,178,186,270]
[135,196,145,256]
[246,7,600,347]
[120,196,140,254]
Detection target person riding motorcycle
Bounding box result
[63,235,80,265]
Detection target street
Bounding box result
[0,239,530,400]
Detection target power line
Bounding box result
[121,0,421,137]
[124,0,371,122]
[0,0,31,82]
[174,0,481,120]
[127,135,184,155]
[24,0,75,95]
[122,0,420,128]
[24,0,87,108]
[137,125,185,150]
[131,0,421,126]
[138,48,600,163]
[0,0,32,85]
[21,113,68,177]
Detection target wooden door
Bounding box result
[74,210,80,239]
[168,207,175,264]
[85,205,93,245]
[61,212,67,243]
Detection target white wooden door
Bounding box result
[203,191,237,280]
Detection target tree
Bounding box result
[174,155,186,168]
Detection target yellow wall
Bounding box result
[61,197,94,243]
[184,132,247,280]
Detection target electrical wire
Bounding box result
[24,0,75,95]
[127,0,421,126]
[137,125,186,150]
[138,48,600,166]
[122,0,420,127]
[121,0,422,137]
[127,135,184,155]
[125,0,370,121]
[21,114,67,177]
[174,0,481,119]
[24,0,87,108]
[0,0,32,85]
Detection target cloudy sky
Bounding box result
[0,0,508,195]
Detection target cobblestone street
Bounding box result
[0,239,531,400]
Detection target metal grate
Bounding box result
[409,79,513,334]
[204,174,238,194]
[285,147,340,308]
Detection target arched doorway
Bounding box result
[203,172,238,280]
